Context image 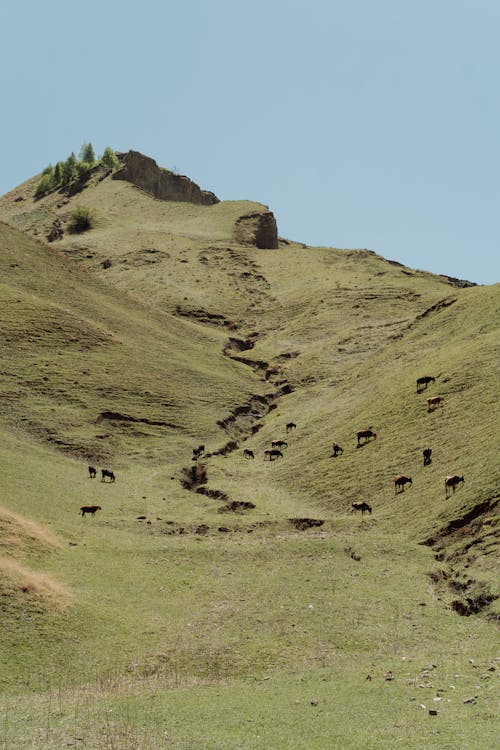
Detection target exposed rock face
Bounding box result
[113,151,219,205]
[234,211,279,249]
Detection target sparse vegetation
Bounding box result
[68,205,95,233]
[34,143,120,198]
[101,145,120,170]
[79,141,96,164]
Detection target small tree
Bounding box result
[68,206,95,233]
[79,142,96,163]
[35,171,55,199]
[101,146,120,170]
[76,161,92,182]
[61,152,78,186]
[53,161,63,186]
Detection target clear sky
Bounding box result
[1,0,498,284]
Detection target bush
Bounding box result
[61,153,78,187]
[101,146,120,171]
[68,206,95,233]
[34,171,55,199]
[76,161,93,182]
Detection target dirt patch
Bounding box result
[288,518,324,531]
[180,463,208,490]
[206,440,239,457]
[423,494,499,619]
[451,588,498,616]
[416,296,458,322]
[196,487,231,502]
[218,501,256,513]
[223,335,259,355]
[422,496,499,546]
[95,411,180,429]
[175,305,238,329]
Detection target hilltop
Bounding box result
[0,151,498,749]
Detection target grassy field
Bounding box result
[0,164,498,748]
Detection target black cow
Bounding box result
[416,375,436,392]
[423,447,432,466]
[101,469,115,482]
[80,505,102,516]
[264,449,284,461]
[351,502,372,515]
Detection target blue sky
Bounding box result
[2,0,498,284]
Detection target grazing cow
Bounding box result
[416,375,436,392]
[332,443,344,457]
[286,422,297,432]
[192,444,205,460]
[264,449,284,461]
[351,501,372,515]
[101,469,115,482]
[394,475,413,494]
[427,396,444,412]
[423,447,432,465]
[88,465,97,478]
[80,505,102,516]
[272,440,288,449]
[445,475,464,497]
[357,429,376,446]
[243,449,255,459]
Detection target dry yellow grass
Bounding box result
[0,505,61,553]
[0,555,71,608]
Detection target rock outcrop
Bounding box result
[234,211,279,249]
[113,151,219,205]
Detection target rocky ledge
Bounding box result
[113,150,219,205]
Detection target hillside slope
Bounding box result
[0,158,498,749]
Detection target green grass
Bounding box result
[0,168,498,748]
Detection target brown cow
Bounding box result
[351,501,372,515]
[357,429,376,446]
[427,396,444,412]
[243,449,255,459]
[445,475,464,497]
[80,505,102,516]
[394,475,413,493]
[101,469,115,482]
[332,443,344,457]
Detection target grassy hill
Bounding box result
[0,159,498,749]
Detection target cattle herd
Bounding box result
[231,373,464,517]
[81,374,465,519]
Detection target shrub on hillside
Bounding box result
[34,171,55,199]
[61,153,78,186]
[101,146,120,171]
[68,206,95,233]
[76,160,93,182]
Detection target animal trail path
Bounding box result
[179,323,297,512]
